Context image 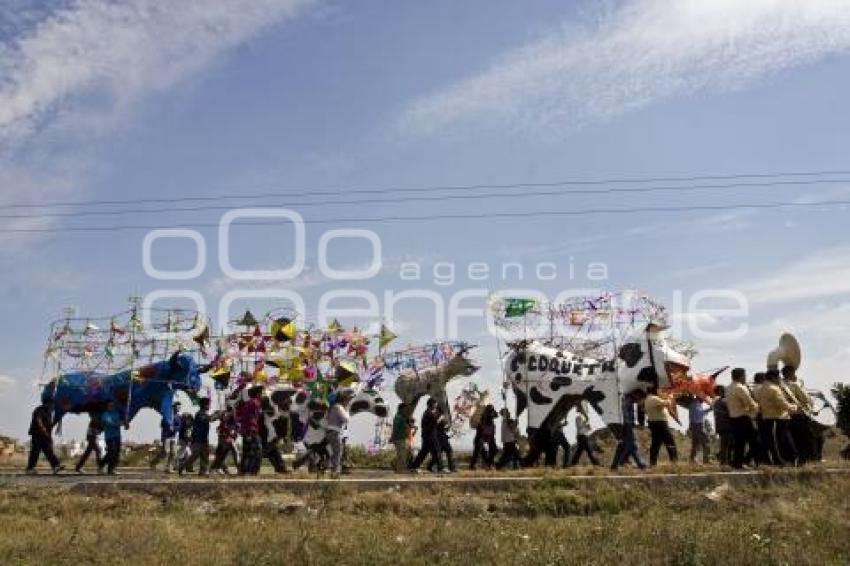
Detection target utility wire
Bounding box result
[0,177,847,221]
[2,168,849,210]
[1,198,848,236]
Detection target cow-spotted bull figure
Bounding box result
[394,345,480,422]
[503,323,691,444]
[256,382,389,446]
[41,351,204,430]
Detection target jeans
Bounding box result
[611,425,645,470]
[27,436,60,470]
[648,421,678,466]
[688,424,710,464]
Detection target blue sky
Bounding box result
[2,0,850,443]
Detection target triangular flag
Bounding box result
[378,324,397,349]
[270,317,297,342]
[327,319,342,334]
[237,310,258,327]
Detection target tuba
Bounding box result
[766,333,801,370]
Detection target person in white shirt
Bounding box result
[325,395,350,477]
[570,409,599,466]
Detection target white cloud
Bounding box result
[0,0,313,143]
[736,246,850,305]
[398,0,850,136]
[0,374,15,387]
[0,0,315,250]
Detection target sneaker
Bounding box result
[408,468,420,474]
[52,465,65,475]
[75,468,85,474]
[24,468,37,475]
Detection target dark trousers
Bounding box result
[240,435,263,475]
[553,430,571,467]
[104,438,121,473]
[211,441,236,472]
[470,430,498,468]
[648,421,677,466]
[496,441,520,469]
[27,436,60,470]
[76,438,102,470]
[611,425,645,470]
[570,435,600,466]
[410,431,441,471]
[181,442,210,474]
[522,427,553,467]
[757,417,776,464]
[265,440,287,473]
[293,442,329,471]
[730,416,756,468]
[428,433,455,471]
[717,432,733,466]
[766,419,797,466]
[789,414,814,463]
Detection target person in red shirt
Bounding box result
[236,387,263,475]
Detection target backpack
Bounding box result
[469,404,485,429]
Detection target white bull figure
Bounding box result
[503,323,691,441]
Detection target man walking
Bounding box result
[75,413,103,473]
[101,401,123,475]
[409,398,442,473]
[687,397,712,464]
[25,400,63,474]
[645,387,680,466]
[611,390,647,471]
[179,397,217,476]
[390,403,409,473]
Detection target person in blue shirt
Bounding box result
[101,401,123,475]
[687,396,713,464]
[611,390,647,471]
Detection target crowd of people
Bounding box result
[24,364,827,476]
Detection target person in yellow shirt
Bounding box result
[644,387,680,466]
[726,368,759,469]
[762,369,798,466]
[781,366,816,463]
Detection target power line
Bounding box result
[0,177,847,221]
[1,198,847,236]
[2,168,849,211]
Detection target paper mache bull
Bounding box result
[503,323,705,439]
[41,351,204,429]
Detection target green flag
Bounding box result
[504,298,537,318]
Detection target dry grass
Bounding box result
[0,471,848,565]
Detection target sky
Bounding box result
[2,0,850,444]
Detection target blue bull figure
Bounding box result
[41,352,204,429]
